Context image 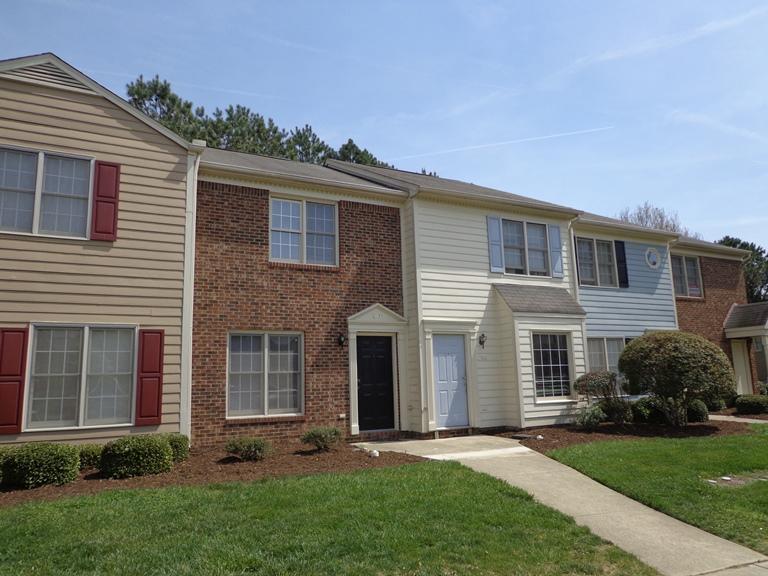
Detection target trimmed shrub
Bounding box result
[631,397,665,424]
[301,427,342,451]
[78,444,103,470]
[0,445,15,485]
[705,396,727,413]
[575,405,606,431]
[687,399,709,423]
[2,442,79,489]
[100,435,173,479]
[161,433,190,463]
[757,381,768,396]
[576,370,618,402]
[225,437,270,462]
[599,398,633,425]
[619,331,736,427]
[735,395,768,415]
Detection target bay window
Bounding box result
[533,333,572,398]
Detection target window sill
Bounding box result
[675,295,705,301]
[0,229,95,243]
[22,422,133,433]
[579,284,621,290]
[268,261,339,272]
[534,398,578,405]
[225,414,306,425]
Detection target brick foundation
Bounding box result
[192,180,402,447]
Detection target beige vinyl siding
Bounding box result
[413,196,578,429]
[516,316,586,426]
[400,199,423,431]
[0,77,188,443]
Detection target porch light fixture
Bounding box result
[337,334,347,347]
[479,333,487,348]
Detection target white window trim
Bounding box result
[532,331,575,402]
[0,143,94,240]
[672,254,704,298]
[576,236,620,288]
[22,323,138,433]
[268,196,338,267]
[225,330,305,419]
[501,218,552,278]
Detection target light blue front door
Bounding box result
[433,334,468,428]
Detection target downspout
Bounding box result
[180,139,206,439]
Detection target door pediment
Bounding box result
[348,303,406,328]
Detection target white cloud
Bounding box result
[557,5,768,77]
[389,125,614,161]
[668,110,768,144]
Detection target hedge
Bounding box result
[2,442,80,489]
[100,435,173,479]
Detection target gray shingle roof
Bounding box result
[725,302,768,330]
[493,284,585,316]
[200,149,406,196]
[325,160,581,214]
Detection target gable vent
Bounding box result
[0,62,94,93]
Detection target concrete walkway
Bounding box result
[357,436,767,576]
[711,414,768,425]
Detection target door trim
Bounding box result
[732,339,753,395]
[422,319,479,432]
[347,304,406,436]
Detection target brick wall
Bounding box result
[192,180,402,447]
[675,256,758,385]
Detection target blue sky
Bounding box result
[2,0,767,246]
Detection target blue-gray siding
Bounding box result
[580,241,677,338]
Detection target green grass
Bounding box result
[0,461,656,576]
[550,424,768,554]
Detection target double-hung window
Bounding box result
[587,337,627,394]
[671,255,702,297]
[270,198,337,266]
[228,332,303,417]
[532,333,572,398]
[0,146,92,238]
[27,325,135,430]
[502,220,550,276]
[577,237,618,287]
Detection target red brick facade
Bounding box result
[192,180,402,447]
[675,255,757,384]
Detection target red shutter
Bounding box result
[90,161,120,241]
[135,329,164,426]
[0,327,28,435]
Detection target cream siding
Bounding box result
[0,76,189,443]
[407,196,583,430]
[400,199,423,431]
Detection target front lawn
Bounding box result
[0,461,656,576]
[550,424,768,554]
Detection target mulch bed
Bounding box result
[0,441,423,509]
[513,420,755,454]
[713,407,768,421]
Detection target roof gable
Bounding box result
[0,53,190,150]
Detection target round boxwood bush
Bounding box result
[100,435,173,479]
[619,331,736,427]
[686,399,709,423]
[2,442,79,489]
[301,427,342,451]
[161,433,190,463]
[575,405,606,431]
[631,397,665,424]
[735,394,768,414]
[78,444,104,470]
[0,445,15,485]
[598,398,633,425]
[225,437,270,461]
